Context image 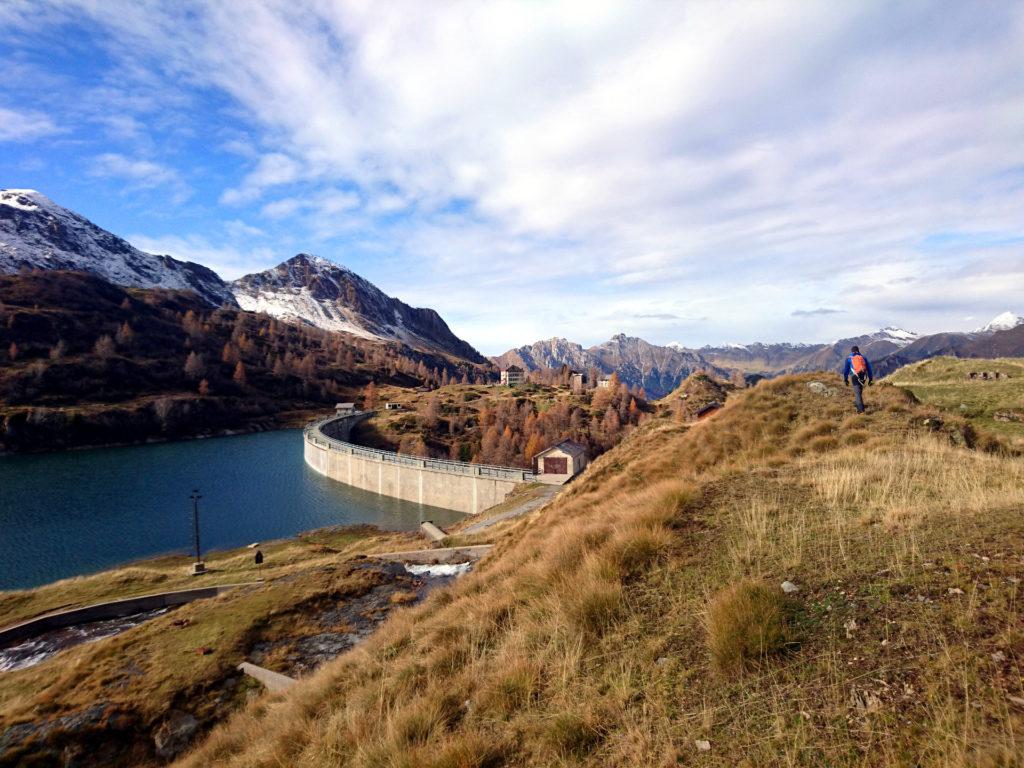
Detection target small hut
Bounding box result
[533,439,588,479]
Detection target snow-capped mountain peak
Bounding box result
[0,187,234,306]
[976,311,1024,333]
[875,326,919,346]
[230,254,484,361]
[0,189,42,211]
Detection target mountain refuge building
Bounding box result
[500,365,526,387]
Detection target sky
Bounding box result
[1,1,1023,355]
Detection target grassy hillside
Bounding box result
[887,357,1024,445]
[170,374,1024,767]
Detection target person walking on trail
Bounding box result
[843,345,874,414]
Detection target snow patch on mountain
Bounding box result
[976,311,1024,333]
[0,189,40,211]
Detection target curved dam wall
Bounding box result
[304,413,536,515]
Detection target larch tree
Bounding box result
[363,381,379,409]
[115,322,135,348]
[184,351,206,379]
[93,335,116,359]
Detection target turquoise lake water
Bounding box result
[0,429,465,591]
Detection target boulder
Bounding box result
[153,710,199,761]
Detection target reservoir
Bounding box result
[0,429,466,591]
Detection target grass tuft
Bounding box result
[705,580,793,675]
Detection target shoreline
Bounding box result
[0,408,324,457]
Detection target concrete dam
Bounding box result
[303,412,539,515]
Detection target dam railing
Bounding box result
[304,413,540,483]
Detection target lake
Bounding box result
[0,429,466,591]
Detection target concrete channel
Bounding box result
[0,583,260,646]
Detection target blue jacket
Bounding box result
[843,354,873,384]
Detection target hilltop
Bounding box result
[887,356,1024,446]
[158,374,1022,766]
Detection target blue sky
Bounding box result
[2,1,1023,355]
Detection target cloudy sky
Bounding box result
[2,1,1023,354]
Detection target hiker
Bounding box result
[843,345,874,414]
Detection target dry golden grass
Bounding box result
[172,373,1024,767]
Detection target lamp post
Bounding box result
[190,489,205,575]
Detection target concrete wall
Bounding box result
[304,414,535,515]
[0,583,255,645]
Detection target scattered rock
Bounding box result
[695,739,711,752]
[994,410,1023,423]
[807,382,830,395]
[781,580,800,594]
[1008,696,1024,708]
[656,656,670,667]
[850,688,882,714]
[947,587,964,596]
[843,618,858,639]
[153,710,199,761]
[991,651,1007,663]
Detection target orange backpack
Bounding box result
[851,354,868,377]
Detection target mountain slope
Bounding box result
[0,270,486,452]
[176,375,1024,766]
[0,189,234,307]
[231,254,485,362]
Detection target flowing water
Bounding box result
[0,429,465,591]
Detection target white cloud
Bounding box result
[128,232,278,281]
[0,105,60,142]
[220,152,304,204]
[7,1,1024,352]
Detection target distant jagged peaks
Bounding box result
[0,190,484,362]
[976,311,1024,333]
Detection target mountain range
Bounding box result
[3,188,1022,396]
[0,189,483,362]
[495,319,1024,396]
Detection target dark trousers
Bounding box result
[852,378,865,413]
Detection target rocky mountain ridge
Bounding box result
[0,189,482,362]
[232,254,484,362]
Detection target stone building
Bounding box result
[533,439,588,480]
[500,365,526,387]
